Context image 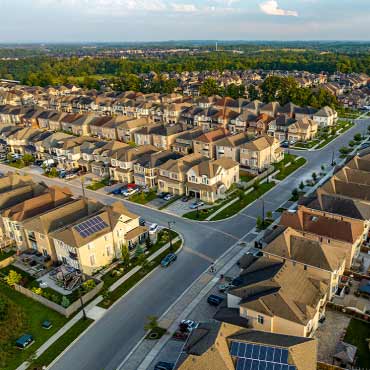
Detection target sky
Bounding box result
[0,0,369,42]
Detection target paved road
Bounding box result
[3,118,368,370]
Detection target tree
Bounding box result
[48,167,58,177]
[354,133,362,142]
[291,188,299,200]
[223,84,245,99]
[144,315,159,331]
[247,85,259,101]
[253,179,260,191]
[200,78,220,96]
[145,237,153,250]
[312,172,317,182]
[121,244,130,268]
[339,147,350,155]
[348,140,356,147]
[256,216,263,229]
[22,154,34,166]
[5,270,22,287]
[266,211,273,220]
[135,245,144,259]
[299,181,305,190]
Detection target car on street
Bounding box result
[149,223,159,234]
[189,201,204,209]
[180,320,198,331]
[207,294,224,306]
[154,362,174,370]
[161,253,177,267]
[163,193,174,201]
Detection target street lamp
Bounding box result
[261,198,265,228]
[167,221,176,251]
[331,150,335,167]
[79,285,87,320]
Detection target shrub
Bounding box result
[61,296,70,308]
[4,270,22,287]
[31,287,43,295]
[354,133,362,142]
[82,279,96,292]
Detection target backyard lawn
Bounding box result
[0,280,68,370]
[344,318,370,368]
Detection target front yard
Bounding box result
[0,280,68,370]
[86,178,110,191]
[129,190,157,205]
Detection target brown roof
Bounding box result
[195,128,229,143]
[280,207,364,244]
[241,135,277,151]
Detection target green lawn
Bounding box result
[274,157,307,181]
[99,239,182,308]
[293,139,320,149]
[212,182,275,221]
[240,172,256,183]
[344,318,370,368]
[129,190,157,205]
[0,280,68,370]
[86,178,110,191]
[27,318,93,370]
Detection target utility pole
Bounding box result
[81,176,86,199]
[331,150,335,166]
[79,287,87,320]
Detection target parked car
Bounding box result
[181,195,191,202]
[112,187,124,195]
[280,140,289,148]
[189,201,204,209]
[34,159,44,166]
[289,139,296,145]
[139,217,146,226]
[360,142,370,150]
[161,253,177,267]
[154,362,174,370]
[58,170,66,179]
[149,223,159,234]
[16,334,34,349]
[207,294,224,306]
[163,193,174,201]
[158,192,169,199]
[247,248,263,257]
[122,187,139,197]
[180,320,198,332]
[172,331,189,341]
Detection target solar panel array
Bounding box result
[230,341,297,370]
[74,216,108,238]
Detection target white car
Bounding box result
[149,223,159,234]
[122,188,139,197]
[65,173,77,180]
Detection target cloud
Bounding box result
[259,0,298,16]
[171,3,198,12]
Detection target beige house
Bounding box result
[109,144,158,184]
[178,321,317,370]
[280,206,366,268]
[193,128,229,159]
[51,202,148,275]
[214,132,250,163]
[287,118,318,143]
[23,198,104,261]
[157,153,205,196]
[313,106,338,127]
[240,135,283,172]
[227,257,328,338]
[116,117,153,143]
[186,158,239,203]
[262,226,346,299]
[1,186,73,250]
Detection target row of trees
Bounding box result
[1,49,369,88]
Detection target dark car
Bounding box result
[16,334,34,349]
[207,294,224,306]
[34,159,44,166]
[280,140,289,148]
[158,192,169,199]
[139,217,146,226]
[112,187,123,195]
[161,253,177,267]
[154,362,174,370]
[181,195,190,202]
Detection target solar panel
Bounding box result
[74,215,108,238]
[231,341,297,370]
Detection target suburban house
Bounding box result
[48,112,68,131]
[50,202,148,274]
[267,116,296,142]
[240,135,283,172]
[1,186,73,250]
[186,158,240,203]
[6,127,43,155]
[279,206,365,268]
[88,116,113,137]
[227,257,328,338]
[109,144,158,184]
[34,131,74,160]
[133,150,182,188]
[214,132,250,163]
[171,127,203,155]
[262,226,347,299]
[157,153,206,196]
[287,118,318,143]
[116,117,154,143]
[193,128,229,159]
[133,124,164,146]
[178,320,317,370]
[23,198,104,261]
[312,106,338,127]
[151,123,185,150]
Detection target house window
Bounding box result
[304,265,307,271]
[90,254,96,266]
[257,315,264,325]
[106,246,111,257]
